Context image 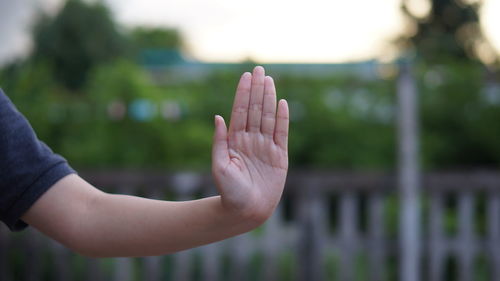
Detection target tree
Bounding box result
[130,27,181,50]
[129,27,185,66]
[398,0,497,65]
[32,0,126,90]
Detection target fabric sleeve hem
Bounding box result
[2,162,76,231]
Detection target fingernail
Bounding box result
[254,65,264,73]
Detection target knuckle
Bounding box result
[233,105,247,113]
[275,129,288,137]
[253,80,265,87]
[261,119,275,132]
[277,114,289,120]
[262,111,275,119]
[262,130,274,137]
[262,112,275,119]
[264,90,275,96]
[249,103,263,112]
[239,84,251,92]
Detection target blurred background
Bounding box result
[0,0,500,280]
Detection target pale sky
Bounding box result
[106,0,408,63]
[105,0,500,63]
[0,0,499,65]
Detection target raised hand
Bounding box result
[212,66,289,220]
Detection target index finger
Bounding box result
[228,72,252,135]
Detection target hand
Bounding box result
[211,66,289,221]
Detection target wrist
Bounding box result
[218,194,273,227]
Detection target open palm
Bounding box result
[212,66,289,219]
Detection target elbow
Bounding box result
[62,198,115,258]
[61,233,107,258]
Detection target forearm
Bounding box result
[79,194,264,257]
[23,174,266,258]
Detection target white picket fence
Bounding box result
[1,170,500,281]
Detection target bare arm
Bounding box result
[22,66,289,257]
[23,174,264,257]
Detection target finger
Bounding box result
[261,76,277,137]
[212,115,230,169]
[274,99,289,150]
[228,72,252,135]
[247,66,265,132]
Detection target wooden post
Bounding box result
[397,61,421,281]
[113,258,133,281]
[488,192,500,281]
[200,242,220,281]
[368,192,386,281]
[428,191,445,281]
[457,191,475,281]
[230,234,253,281]
[262,205,283,281]
[338,191,358,281]
[296,180,326,281]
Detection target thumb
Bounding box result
[212,115,229,169]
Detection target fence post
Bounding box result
[338,191,358,281]
[262,205,284,281]
[428,191,445,281]
[457,191,475,281]
[368,192,386,281]
[397,61,421,281]
[488,191,500,281]
[296,179,326,281]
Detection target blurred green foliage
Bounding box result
[418,61,500,168]
[3,58,500,170]
[130,27,181,50]
[0,0,499,171]
[32,0,126,90]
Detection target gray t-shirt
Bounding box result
[0,89,75,231]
